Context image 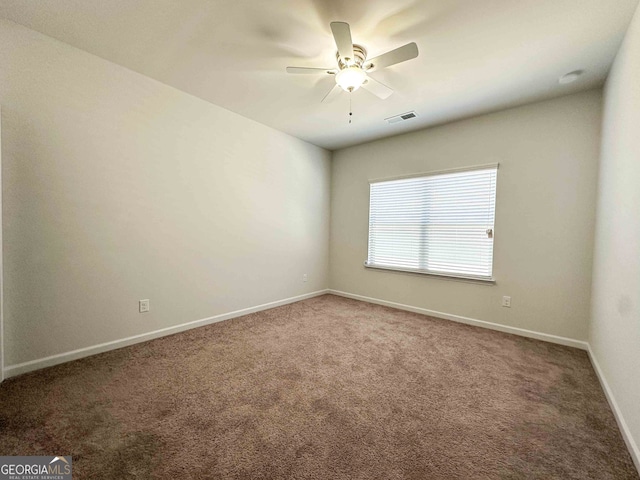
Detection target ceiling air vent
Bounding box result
[385,111,418,124]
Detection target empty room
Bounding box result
[0,1,639,478]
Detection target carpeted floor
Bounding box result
[0,294,637,479]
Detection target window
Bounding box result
[365,165,498,281]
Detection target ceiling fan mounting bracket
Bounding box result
[336,44,367,70]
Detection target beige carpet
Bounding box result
[0,294,637,479]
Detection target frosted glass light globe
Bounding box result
[336,66,367,92]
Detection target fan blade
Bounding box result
[330,22,354,63]
[364,42,419,72]
[286,67,337,75]
[361,76,394,99]
[321,84,342,103]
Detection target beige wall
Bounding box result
[330,90,602,341]
[590,3,640,465]
[0,20,331,367]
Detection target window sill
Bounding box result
[363,262,496,285]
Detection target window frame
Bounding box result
[364,163,499,284]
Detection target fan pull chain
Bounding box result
[349,95,353,124]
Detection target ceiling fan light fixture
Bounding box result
[336,66,367,92]
[286,22,419,103]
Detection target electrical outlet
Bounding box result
[502,296,511,308]
[139,299,150,313]
[303,274,308,282]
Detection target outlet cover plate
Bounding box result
[139,299,150,313]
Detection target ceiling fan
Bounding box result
[286,22,419,102]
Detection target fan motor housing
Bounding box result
[337,44,367,69]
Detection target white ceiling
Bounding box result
[1,0,638,150]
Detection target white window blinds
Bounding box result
[366,165,498,281]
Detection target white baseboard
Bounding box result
[3,289,329,379]
[587,345,640,473]
[328,289,589,350]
